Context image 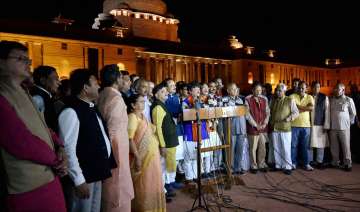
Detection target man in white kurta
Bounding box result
[270,84,299,175]
[329,83,357,171]
[309,81,330,169]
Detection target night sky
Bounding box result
[1,1,359,59]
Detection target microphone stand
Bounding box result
[191,99,210,211]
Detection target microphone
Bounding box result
[194,98,201,110]
[194,98,201,124]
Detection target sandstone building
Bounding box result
[1,0,359,94]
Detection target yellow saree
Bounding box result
[128,113,166,212]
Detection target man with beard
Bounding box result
[309,81,330,169]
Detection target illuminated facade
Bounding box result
[1,0,359,94]
[103,0,179,42]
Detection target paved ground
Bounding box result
[167,164,360,212]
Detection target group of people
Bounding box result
[0,41,359,212]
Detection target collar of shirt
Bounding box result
[144,95,149,102]
[78,98,95,107]
[298,93,307,100]
[335,95,345,100]
[109,87,121,96]
[36,85,52,98]
[229,96,237,100]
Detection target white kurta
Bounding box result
[175,136,184,161]
[310,95,330,148]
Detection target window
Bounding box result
[61,43,67,50]
[88,48,98,76]
[270,73,274,84]
[117,48,123,55]
[248,72,253,84]
[117,63,125,70]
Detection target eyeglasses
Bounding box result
[8,56,32,64]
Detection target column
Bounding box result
[224,62,229,85]
[163,58,169,79]
[183,62,187,82]
[145,57,151,81]
[204,63,209,83]
[197,62,201,82]
[211,62,215,80]
[155,59,162,84]
[228,63,233,85]
[172,58,177,80]
[190,61,195,82]
[150,58,156,82]
[186,62,190,82]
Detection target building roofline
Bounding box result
[1,19,359,69]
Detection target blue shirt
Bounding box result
[182,97,209,141]
[165,94,183,135]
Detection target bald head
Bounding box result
[275,83,287,98]
[334,83,345,97]
[227,83,239,97]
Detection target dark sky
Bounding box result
[1,1,359,59]
[165,1,360,59]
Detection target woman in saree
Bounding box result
[126,94,166,212]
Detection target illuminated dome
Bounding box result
[104,0,167,15]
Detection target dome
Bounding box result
[104,0,167,15]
